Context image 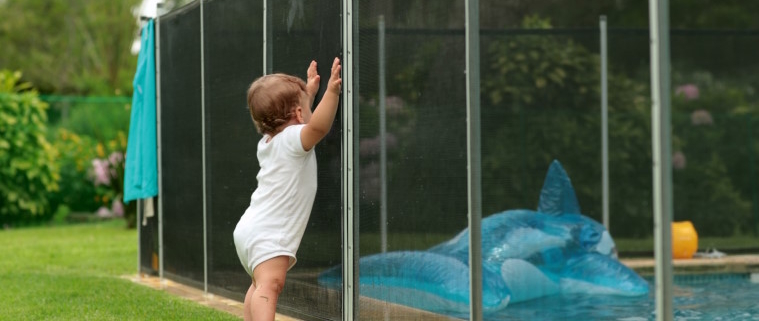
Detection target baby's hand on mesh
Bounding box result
[327,57,342,95]
[306,60,320,98]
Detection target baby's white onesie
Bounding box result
[233,124,317,275]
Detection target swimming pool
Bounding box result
[470,273,759,320]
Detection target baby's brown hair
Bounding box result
[247,73,307,135]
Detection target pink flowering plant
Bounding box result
[88,131,136,227]
[669,71,756,235]
[357,95,416,202]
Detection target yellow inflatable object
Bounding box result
[672,221,698,259]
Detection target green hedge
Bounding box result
[0,71,60,225]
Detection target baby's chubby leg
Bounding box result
[243,280,255,321]
[250,256,290,321]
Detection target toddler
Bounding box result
[233,58,342,321]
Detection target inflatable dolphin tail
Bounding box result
[560,253,650,296]
[538,160,581,215]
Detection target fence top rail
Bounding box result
[39,95,131,104]
[354,27,759,37]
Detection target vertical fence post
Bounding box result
[749,115,759,235]
[342,0,356,319]
[377,14,389,320]
[378,15,388,254]
[263,0,271,75]
[465,0,483,319]
[137,198,142,274]
[155,1,165,282]
[649,0,674,320]
[600,15,610,231]
[199,0,209,295]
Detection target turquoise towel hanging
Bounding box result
[124,19,158,203]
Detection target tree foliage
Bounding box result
[0,0,142,95]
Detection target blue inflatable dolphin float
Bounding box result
[318,160,649,315]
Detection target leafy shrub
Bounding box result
[483,16,600,111]
[52,99,131,143]
[48,129,99,214]
[48,128,136,227]
[0,71,60,225]
[670,73,758,236]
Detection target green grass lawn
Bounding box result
[0,220,239,321]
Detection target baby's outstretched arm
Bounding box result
[301,57,342,151]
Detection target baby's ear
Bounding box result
[294,106,305,124]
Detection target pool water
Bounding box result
[476,274,759,320]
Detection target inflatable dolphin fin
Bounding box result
[537,160,581,215]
